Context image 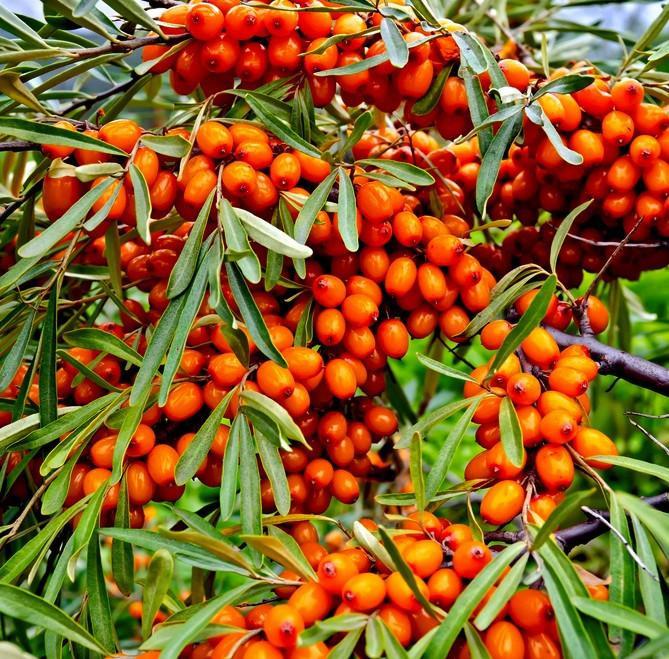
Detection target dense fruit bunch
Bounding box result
[465,309,618,526]
[140,516,574,659]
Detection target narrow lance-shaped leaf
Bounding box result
[112,476,134,596]
[0,584,111,655]
[337,167,358,252]
[525,103,583,166]
[175,389,234,485]
[499,396,524,468]
[220,415,241,520]
[238,416,262,561]
[0,306,35,390]
[220,199,261,284]
[410,432,425,511]
[39,286,58,426]
[255,431,291,516]
[293,168,338,245]
[64,328,142,367]
[532,488,595,550]
[129,164,152,245]
[142,549,174,640]
[68,485,107,580]
[631,516,666,626]
[225,262,287,366]
[488,275,557,375]
[356,159,435,187]
[86,535,116,651]
[168,188,216,298]
[549,199,592,273]
[572,598,666,640]
[380,17,409,67]
[18,177,115,259]
[461,65,492,155]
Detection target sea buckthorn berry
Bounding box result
[485,621,525,659]
[506,373,541,405]
[602,111,635,145]
[164,382,203,422]
[42,121,76,159]
[315,308,345,345]
[270,153,301,189]
[499,59,530,91]
[535,444,574,491]
[186,2,225,40]
[539,409,578,444]
[341,294,379,327]
[580,295,609,334]
[571,427,618,468]
[630,134,661,166]
[263,604,304,648]
[331,469,359,503]
[146,445,179,487]
[386,571,429,612]
[451,253,483,288]
[427,568,462,609]
[364,405,398,437]
[257,361,296,399]
[317,553,359,595]
[526,633,562,659]
[341,573,386,611]
[313,275,346,308]
[325,359,357,399]
[403,539,443,578]
[611,77,644,113]
[222,161,258,197]
[376,319,409,359]
[480,480,525,525]
[481,320,513,350]
[426,234,464,267]
[208,352,247,388]
[385,257,417,297]
[127,424,156,458]
[99,119,142,153]
[509,589,553,633]
[521,327,559,369]
[288,583,333,626]
[196,121,233,159]
[378,604,412,646]
[452,540,492,579]
[548,366,589,397]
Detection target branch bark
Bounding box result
[547,328,669,397]
[485,492,669,552]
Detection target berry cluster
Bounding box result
[466,308,618,526]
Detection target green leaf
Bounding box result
[142,549,174,640]
[167,188,215,298]
[0,306,35,390]
[0,72,48,114]
[0,584,110,654]
[412,66,449,116]
[39,286,58,426]
[380,17,409,67]
[175,389,234,485]
[594,455,669,485]
[464,623,492,659]
[111,476,134,596]
[536,540,613,658]
[533,74,595,98]
[158,583,264,659]
[337,166,358,252]
[159,252,210,406]
[399,397,479,449]
[225,262,286,365]
[488,274,557,375]
[339,110,373,156]
[243,528,317,581]
[0,6,49,47]
[617,492,669,555]
[68,485,106,580]
[353,521,396,572]
[236,207,313,259]
[356,159,435,186]
[256,431,291,515]
[140,134,191,158]
[64,328,142,367]
[498,396,524,468]
[86,536,116,651]
[293,168,338,245]
[329,627,365,659]
[416,353,477,383]
[631,517,666,626]
[627,634,669,659]
[238,416,262,557]
[105,221,123,297]
[366,616,384,659]
[129,295,186,406]
[240,389,305,445]
[111,397,146,482]
[315,52,388,77]
[410,432,425,511]
[129,164,152,245]
[102,0,165,37]
[532,488,594,550]
[0,118,126,156]
[461,65,492,155]
[474,553,529,630]
[549,199,592,273]
[475,111,523,214]
[573,598,666,639]
[299,614,368,646]
[246,96,321,158]
[220,416,241,520]
[525,104,583,166]
[451,31,488,74]
[424,399,478,500]
[42,449,85,515]
[426,543,526,658]
[609,494,636,653]
[378,527,438,618]
[379,616,410,659]
[18,176,115,258]
[220,199,261,284]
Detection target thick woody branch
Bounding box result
[485,492,669,552]
[0,141,36,152]
[547,328,669,397]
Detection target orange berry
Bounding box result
[263,604,304,648]
[452,540,492,579]
[341,573,386,611]
[480,480,525,525]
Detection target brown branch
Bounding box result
[485,492,669,552]
[72,33,186,60]
[547,328,669,397]
[0,141,36,152]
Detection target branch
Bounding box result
[547,328,669,397]
[0,141,36,152]
[485,492,669,552]
[72,33,187,60]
